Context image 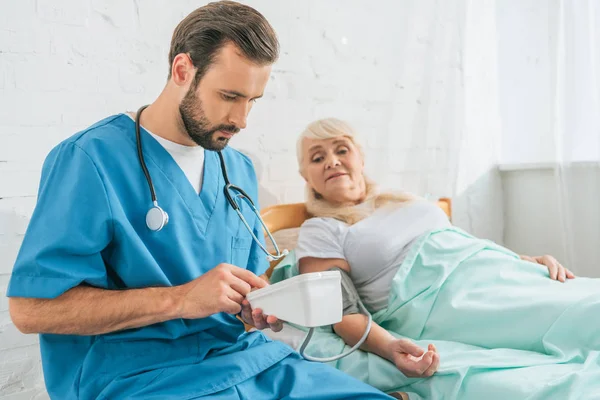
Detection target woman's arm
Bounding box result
[334,314,438,377]
[298,256,439,377]
[298,256,351,274]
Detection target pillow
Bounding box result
[265,228,301,257]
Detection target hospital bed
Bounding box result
[252,198,452,400]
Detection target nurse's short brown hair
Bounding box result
[168,1,279,85]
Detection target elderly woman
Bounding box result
[289,118,600,399]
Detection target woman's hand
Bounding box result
[389,339,439,378]
[520,254,575,282]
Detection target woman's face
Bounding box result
[300,136,366,205]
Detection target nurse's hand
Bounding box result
[175,263,268,319]
[239,299,284,332]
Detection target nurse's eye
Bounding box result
[221,93,237,101]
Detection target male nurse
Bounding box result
[7,1,398,398]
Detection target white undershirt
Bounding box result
[126,112,205,194]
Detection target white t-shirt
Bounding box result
[295,200,452,312]
[126,113,205,194]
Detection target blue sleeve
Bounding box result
[7,142,113,299]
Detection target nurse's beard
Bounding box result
[179,88,239,151]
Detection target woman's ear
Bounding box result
[299,168,308,182]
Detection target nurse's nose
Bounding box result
[228,103,248,130]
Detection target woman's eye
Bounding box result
[311,156,323,163]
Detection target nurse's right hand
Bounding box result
[175,263,268,319]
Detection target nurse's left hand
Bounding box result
[520,254,575,282]
[240,299,284,332]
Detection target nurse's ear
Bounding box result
[170,53,197,90]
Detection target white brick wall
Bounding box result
[0,0,503,397]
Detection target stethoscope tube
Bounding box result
[135,105,156,203]
[135,104,365,363]
[134,105,287,261]
[136,105,169,231]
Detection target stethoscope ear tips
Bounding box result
[146,205,169,232]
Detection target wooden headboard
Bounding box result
[259,198,452,277]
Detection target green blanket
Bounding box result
[270,227,600,399]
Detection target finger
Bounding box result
[557,265,566,282]
[252,308,269,330]
[228,266,268,289]
[240,299,253,322]
[398,339,425,358]
[414,351,434,375]
[401,350,433,377]
[241,299,251,312]
[224,298,242,315]
[227,287,244,305]
[547,262,558,280]
[228,275,253,297]
[423,352,440,377]
[267,316,284,332]
[566,269,576,279]
[521,255,536,263]
[544,255,564,282]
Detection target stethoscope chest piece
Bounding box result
[134,105,287,260]
[146,203,169,232]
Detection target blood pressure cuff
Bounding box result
[327,266,361,316]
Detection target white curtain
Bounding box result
[360,0,504,244]
[497,0,599,277]
[261,0,506,251]
[551,0,600,275]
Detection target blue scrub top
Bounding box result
[7,114,293,399]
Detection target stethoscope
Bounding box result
[134,105,288,262]
[135,106,368,363]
